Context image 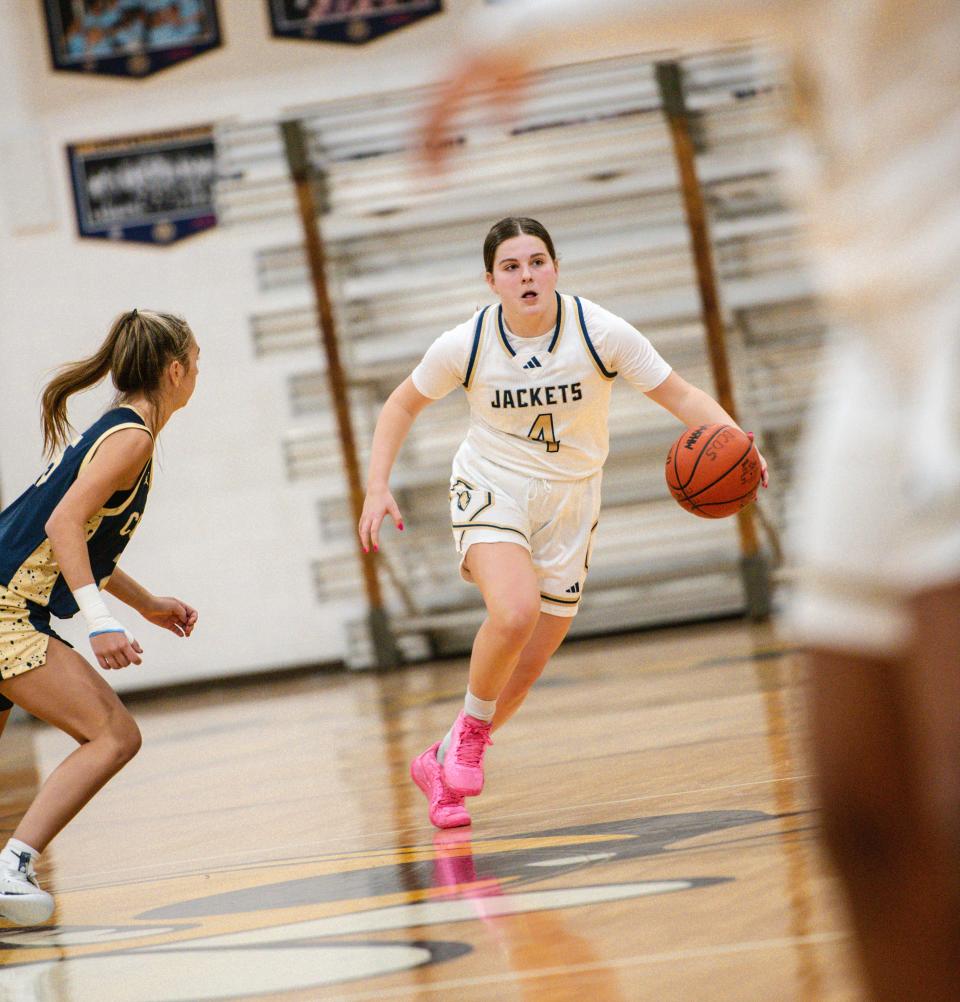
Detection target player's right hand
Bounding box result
[421,50,531,172]
[358,488,404,554]
[90,629,143,670]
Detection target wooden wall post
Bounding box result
[655,62,771,618]
[281,120,401,666]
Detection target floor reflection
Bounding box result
[426,827,627,1000]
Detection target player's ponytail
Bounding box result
[41,309,194,458]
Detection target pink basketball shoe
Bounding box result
[441,711,493,796]
[411,742,472,829]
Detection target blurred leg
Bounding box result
[808,637,959,1002]
[902,580,960,998]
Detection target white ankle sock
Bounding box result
[436,690,496,764]
[464,690,497,723]
[2,838,40,876]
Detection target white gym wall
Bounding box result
[1,2,557,688]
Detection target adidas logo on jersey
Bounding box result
[565,582,581,594]
[522,356,542,369]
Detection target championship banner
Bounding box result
[43,0,222,78]
[267,0,442,45]
[67,125,217,245]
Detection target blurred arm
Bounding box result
[463,0,790,60]
[424,0,796,166]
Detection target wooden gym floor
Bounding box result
[0,619,860,1001]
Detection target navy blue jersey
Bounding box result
[0,407,153,620]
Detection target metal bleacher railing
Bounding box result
[215,48,825,665]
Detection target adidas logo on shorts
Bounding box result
[565,582,580,594]
[522,356,542,369]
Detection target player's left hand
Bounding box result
[142,596,198,637]
[747,432,769,488]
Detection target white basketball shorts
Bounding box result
[783,332,960,656]
[448,442,602,617]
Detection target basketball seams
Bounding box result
[677,425,728,491]
[664,423,760,519]
[682,441,757,501]
[689,482,760,514]
[670,440,683,492]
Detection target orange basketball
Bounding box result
[665,424,761,518]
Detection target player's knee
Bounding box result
[105,710,142,767]
[490,598,539,643]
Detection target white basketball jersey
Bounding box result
[412,293,671,480]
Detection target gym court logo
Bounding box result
[0,810,776,998]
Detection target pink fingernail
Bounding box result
[363,547,369,553]
[397,522,404,531]
[374,545,379,553]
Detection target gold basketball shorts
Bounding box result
[0,584,60,682]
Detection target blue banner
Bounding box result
[268,0,442,45]
[67,126,217,245]
[44,0,221,77]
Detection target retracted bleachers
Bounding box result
[215,48,825,665]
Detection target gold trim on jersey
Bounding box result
[7,539,59,607]
[100,459,152,517]
[496,293,566,360]
[7,508,111,607]
[547,293,566,353]
[495,305,515,359]
[574,295,617,381]
[463,308,491,391]
[6,427,153,608]
[79,422,154,478]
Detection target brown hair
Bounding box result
[41,309,194,457]
[483,216,558,273]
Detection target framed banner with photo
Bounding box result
[268,0,442,45]
[43,0,221,78]
[67,125,217,245]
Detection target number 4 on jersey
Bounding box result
[527,413,560,453]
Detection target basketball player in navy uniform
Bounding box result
[0,309,199,926]
[359,217,767,829]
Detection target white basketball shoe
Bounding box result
[0,847,54,926]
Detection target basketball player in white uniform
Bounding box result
[359,216,766,830]
[419,4,960,1000]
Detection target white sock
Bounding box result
[464,689,497,723]
[2,838,40,876]
[436,690,496,764]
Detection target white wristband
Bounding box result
[73,584,134,643]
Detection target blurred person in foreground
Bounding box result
[421,3,960,1000]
